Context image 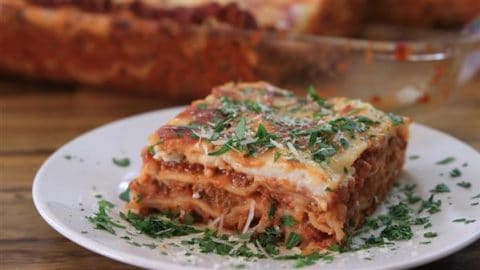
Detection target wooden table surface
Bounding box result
[1,76,479,270]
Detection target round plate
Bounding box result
[33,107,480,270]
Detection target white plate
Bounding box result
[33,107,480,270]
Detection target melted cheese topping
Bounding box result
[151,81,409,195]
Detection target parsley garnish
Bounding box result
[268,202,277,220]
[245,100,262,113]
[255,123,268,139]
[419,194,442,214]
[388,203,410,221]
[285,232,301,249]
[87,200,125,234]
[380,224,413,240]
[273,151,281,162]
[430,183,450,193]
[281,215,296,227]
[184,213,194,225]
[290,252,333,268]
[64,154,72,160]
[148,145,156,156]
[452,218,466,222]
[210,117,232,141]
[423,232,437,238]
[452,218,476,224]
[405,191,422,204]
[208,139,233,156]
[456,181,471,189]
[449,168,461,178]
[413,217,429,225]
[143,243,157,249]
[235,118,247,140]
[408,155,420,160]
[196,103,208,110]
[435,157,456,165]
[120,211,199,238]
[339,138,349,149]
[387,112,403,126]
[307,85,330,108]
[112,157,130,167]
[119,188,130,202]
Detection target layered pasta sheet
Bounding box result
[127,82,409,251]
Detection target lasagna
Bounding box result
[126,82,410,252]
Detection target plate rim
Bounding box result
[32,106,480,270]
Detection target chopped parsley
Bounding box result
[380,224,413,241]
[413,217,430,225]
[405,191,422,204]
[208,139,234,156]
[268,202,277,220]
[235,117,247,140]
[285,252,334,268]
[388,203,410,221]
[184,213,194,225]
[452,218,476,224]
[196,103,208,110]
[142,243,157,249]
[148,145,156,156]
[280,215,296,227]
[64,154,72,160]
[452,218,466,222]
[120,211,199,238]
[423,232,437,238]
[449,168,461,178]
[419,194,442,214]
[339,138,349,149]
[430,183,450,193]
[285,232,302,249]
[435,157,456,165]
[88,180,467,268]
[112,157,130,167]
[307,85,330,108]
[456,181,471,189]
[119,188,130,202]
[408,155,420,160]
[273,151,281,162]
[387,112,403,126]
[87,200,125,234]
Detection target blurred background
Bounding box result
[1,0,479,269]
[1,0,480,112]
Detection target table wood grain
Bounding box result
[1,77,479,270]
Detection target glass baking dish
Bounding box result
[243,25,479,114]
[1,0,478,114]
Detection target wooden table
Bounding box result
[1,77,479,269]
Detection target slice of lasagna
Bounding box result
[127,82,409,252]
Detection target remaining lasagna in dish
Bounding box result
[126,82,410,252]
